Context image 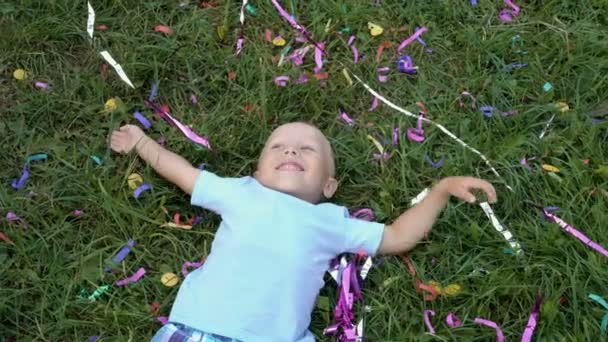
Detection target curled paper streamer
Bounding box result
[145,100,212,150]
[115,267,146,287]
[87,1,95,39]
[588,294,608,333]
[104,239,135,272]
[396,55,417,74]
[458,91,477,109]
[338,110,355,126]
[270,0,322,55]
[314,42,325,73]
[287,46,311,66]
[480,202,524,255]
[474,318,504,342]
[100,51,135,88]
[274,75,290,87]
[376,41,392,63]
[351,208,375,221]
[11,164,29,190]
[543,209,608,258]
[150,301,160,315]
[360,256,373,280]
[480,106,496,118]
[423,310,436,334]
[446,313,462,328]
[521,296,543,341]
[133,183,151,199]
[236,35,244,56]
[134,111,152,130]
[148,82,159,101]
[397,26,428,54]
[347,36,359,64]
[153,25,173,35]
[190,94,198,104]
[26,153,48,163]
[349,71,514,191]
[181,259,205,277]
[6,212,26,227]
[324,257,364,341]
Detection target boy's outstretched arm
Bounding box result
[377,177,497,255]
[110,125,200,194]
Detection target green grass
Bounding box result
[1,0,608,340]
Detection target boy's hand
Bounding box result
[436,176,497,204]
[110,125,146,154]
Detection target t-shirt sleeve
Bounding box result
[341,216,386,256]
[190,170,248,215]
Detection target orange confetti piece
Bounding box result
[375,42,392,63]
[228,71,237,80]
[0,232,14,245]
[154,25,173,35]
[313,72,329,80]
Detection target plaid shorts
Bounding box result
[151,323,241,342]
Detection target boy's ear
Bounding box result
[323,177,338,199]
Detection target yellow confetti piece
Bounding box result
[366,135,385,154]
[443,284,462,296]
[160,272,179,287]
[13,68,27,80]
[128,173,143,190]
[555,102,569,112]
[342,68,353,86]
[428,280,442,293]
[161,222,193,230]
[272,36,286,46]
[542,164,560,173]
[216,25,225,40]
[368,22,384,37]
[104,97,120,112]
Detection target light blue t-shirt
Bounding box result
[169,171,385,342]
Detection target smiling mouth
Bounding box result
[276,161,304,172]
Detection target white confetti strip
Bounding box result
[410,187,430,206]
[87,1,95,40]
[100,50,135,88]
[479,202,523,255]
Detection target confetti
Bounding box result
[458,91,477,109]
[342,68,353,85]
[588,294,608,333]
[245,3,257,16]
[274,75,289,87]
[133,183,151,199]
[347,35,359,64]
[99,51,135,88]
[480,106,495,118]
[145,100,212,149]
[397,26,428,54]
[350,208,375,221]
[13,68,27,80]
[375,41,392,62]
[538,114,556,139]
[104,239,135,272]
[474,318,504,342]
[406,114,425,143]
[150,301,160,315]
[34,81,51,90]
[423,310,436,335]
[338,110,355,126]
[368,96,380,112]
[367,22,383,36]
[127,173,143,190]
[115,267,146,287]
[86,1,95,39]
[87,284,111,301]
[480,202,523,255]
[104,97,119,112]
[446,313,462,328]
[73,209,84,216]
[543,209,608,258]
[157,316,169,325]
[161,272,179,287]
[134,111,152,130]
[396,55,417,74]
[499,0,521,22]
[324,257,364,341]
[392,127,399,145]
[190,94,198,104]
[272,36,286,46]
[96,24,108,31]
[11,164,29,190]
[555,102,569,112]
[181,259,205,277]
[153,25,173,35]
[88,336,101,342]
[425,154,443,168]
[270,0,318,49]
[521,296,543,341]
[377,66,389,83]
[0,232,15,245]
[541,164,560,173]
[314,42,325,73]
[6,212,26,228]
[543,82,553,92]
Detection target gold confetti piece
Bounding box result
[127,173,143,189]
[13,68,27,80]
[342,68,353,85]
[443,284,462,296]
[542,164,560,173]
[272,36,286,46]
[160,272,179,287]
[161,222,193,230]
[104,97,119,112]
[368,22,384,37]
[216,26,225,40]
[366,135,384,154]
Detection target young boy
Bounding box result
[110,122,497,342]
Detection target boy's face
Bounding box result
[255,123,337,203]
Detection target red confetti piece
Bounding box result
[313,72,328,80]
[227,71,237,80]
[96,24,108,31]
[150,301,160,315]
[101,63,108,80]
[154,25,173,35]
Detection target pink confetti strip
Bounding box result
[521,296,542,342]
[338,110,355,126]
[474,317,504,342]
[446,313,462,328]
[236,36,245,56]
[6,212,26,228]
[324,258,364,340]
[406,114,425,142]
[543,210,608,258]
[397,26,428,54]
[377,67,390,83]
[368,96,379,112]
[115,267,146,287]
[181,259,205,277]
[314,42,325,73]
[35,81,51,90]
[423,310,436,334]
[144,100,212,150]
[190,94,198,104]
[274,75,290,87]
[295,73,309,84]
[288,46,311,66]
[350,208,374,221]
[392,127,399,145]
[156,316,169,325]
[270,0,323,54]
[347,36,359,64]
[499,0,521,21]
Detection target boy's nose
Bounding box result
[284,146,298,156]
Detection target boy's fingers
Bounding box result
[468,179,497,203]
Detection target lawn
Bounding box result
[1,0,607,341]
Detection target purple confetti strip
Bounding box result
[73,209,84,216]
[480,106,495,118]
[11,164,29,189]
[133,183,151,199]
[274,75,290,87]
[397,26,428,54]
[377,66,390,83]
[35,81,51,90]
[425,154,444,168]
[474,318,504,342]
[338,110,355,126]
[396,55,417,74]
[191,215,203,225]
[521,296,542,342]
[104,239,135,272]
[314,42,325,73]
[446,313,462,328]
[190,94,198,104]
[471,0,478,6]
[134,111,152,130]
[156,316,169,325]
[148,81,159,101]
[543,209,608,258]
[295,73,309,84]
[88,336,102,342]
[115,267,146,287]
[392,127,399,145]
[236,36,245,55]
[181,259,205,277]
[423,310,436,335]
[144,100,212,150]
[368,96,380,112]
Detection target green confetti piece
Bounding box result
[27,153,48,163]
[88,284,111,301]
[340,27,351,34]
[589,294,608,333]
[90,155,102,166]
[245,3,257,16]
[543,82,553,92]
[280,45,292,57]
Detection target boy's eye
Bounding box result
[271,144,282,150]
[301,146,315,151]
